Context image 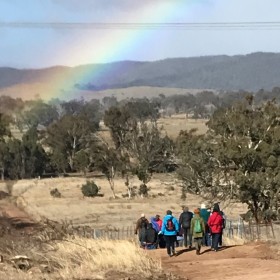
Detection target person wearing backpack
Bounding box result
[200,203,211,246]
[190,208,205,255]
[160,210,179,257]
[179,206,193,248]
[208,205,223,252]
[135,213,149,247]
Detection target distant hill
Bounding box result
[1,52,280,100]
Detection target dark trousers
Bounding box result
[203,225,211,246]
[194,237,203,252]
[211,233,221,251]
[138,228,146,246]
[164,235,177,255]
[182,227,192,247]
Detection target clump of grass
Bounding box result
[48,237,162,279]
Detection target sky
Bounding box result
[1,0,280,68]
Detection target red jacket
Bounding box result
[208,212,223,233]
[156,219,162,229]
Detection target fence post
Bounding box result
[271,222,275,239]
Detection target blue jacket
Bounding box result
[161,215,179,236]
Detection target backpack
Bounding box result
[151,219,160,232]
[166,217,175,231]
[194,219,202,233]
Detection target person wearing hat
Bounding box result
[190,208,205,255]
[161,210,179,257]
[135,213,149,247]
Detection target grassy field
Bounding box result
[0,173,247,230]
[0,84,209,101]
[158,115,208,138]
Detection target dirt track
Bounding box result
[0,190,280,280]
[150,243,280,280]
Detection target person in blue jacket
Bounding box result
[160,210,180,257]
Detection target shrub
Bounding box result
[138,184,150,197]
[81,181,100,197]
[50,188,62,198]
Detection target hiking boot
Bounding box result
[189,245,192,249]
[172,250,177,256]
[196,250,200,255]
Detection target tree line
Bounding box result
[0,90,280,222]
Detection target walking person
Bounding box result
[135,213,149,247]
[160,210,179,257]
[190,208,205,255]
[212,203,226,247]
[179,206,193,248]
[200,203,211,246]
[208,205,223,252]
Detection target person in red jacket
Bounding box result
[155,214,163,229]
[208,205,223,252]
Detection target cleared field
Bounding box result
[0,173,247,230]
[158,116,208,138]
[0,84,209,101]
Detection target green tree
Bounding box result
[104,106,137,149]
[126,122,174,192]
[21,126,47,178]
[91,140,124,198]
[44,113,98,173]
[177,98,280,222]
[20,100,59,128]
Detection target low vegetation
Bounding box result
[0,231,166,280]
[81,181,100,197]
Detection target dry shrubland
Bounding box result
[0,234,176,280]
[49,238,162,279]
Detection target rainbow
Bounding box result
[45,0,208,101]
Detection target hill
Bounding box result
[1,52,280,100]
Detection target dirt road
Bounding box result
[150,243,280,280]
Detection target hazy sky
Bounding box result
[1,0,280,68]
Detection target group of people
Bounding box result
[135,202,226,257]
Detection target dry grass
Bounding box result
[48,237,162,279]
[223,236,246,246]
[158,116,208,138]
[0,236,164,280]
[0,84,207,101]
[8,174,247,230]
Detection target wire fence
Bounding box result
[52,219,280,242]
[224,218,280,242]
[70,225,136,240]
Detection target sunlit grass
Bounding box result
[48,237,162,279]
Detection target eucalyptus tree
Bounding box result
[0,113,11,180]
[177,97,280,222]
[104,105,174,197]
[44,113,99,173]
